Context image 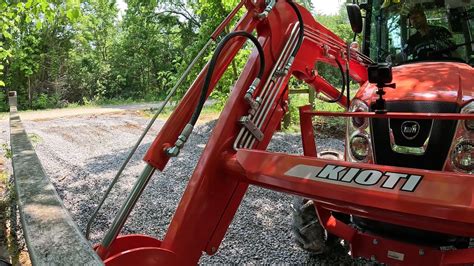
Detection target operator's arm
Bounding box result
[432,26,461,58]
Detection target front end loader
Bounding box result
[86,0,474,264]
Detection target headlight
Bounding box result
[465,119,474,131]
[350,134,370,161]
[451,139,473,173]
[462,102,474,131]
[347,98,372,163]
[350,99,369,129]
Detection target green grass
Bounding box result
[140,103,222,121]
[284,93,347,138]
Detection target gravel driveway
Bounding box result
[4,110,356,264]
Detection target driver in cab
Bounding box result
[393,5,457,62]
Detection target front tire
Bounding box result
[291,198,339,254]
[291,150,344,254]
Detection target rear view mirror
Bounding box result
[347,4,363,34]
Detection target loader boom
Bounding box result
[92,1,474,265]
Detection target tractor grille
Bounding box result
[370,101,459,170]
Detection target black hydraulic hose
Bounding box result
[189,31,265,126]
[324,58,346,103]
[288,0,304,57]
[346,60,351,109]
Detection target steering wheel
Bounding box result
[412,42,453,59]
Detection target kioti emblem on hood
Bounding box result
[401,121,420,140]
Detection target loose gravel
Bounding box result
[4,111,359,264]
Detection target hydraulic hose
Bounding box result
[346,45,351,109]
[189,31,265,126]
[288,0,304,57]
[321,58,346,103]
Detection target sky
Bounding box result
[116,0,344,18]
[311,0,344,15]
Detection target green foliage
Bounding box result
[0,0,81,89]
[31,93,61,110]
[0,91,8,112]
[0,0,354,114]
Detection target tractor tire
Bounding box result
[291,150,344,255]
[291,198,331,254]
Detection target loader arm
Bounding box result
[94,0,377,264]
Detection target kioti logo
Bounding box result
[401,121,420,140]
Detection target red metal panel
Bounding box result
[299,105,317,157]
[232,149,474,236]
[303,110,474,120]
[104,247,178,265]
[104,234,162,257]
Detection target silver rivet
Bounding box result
[373,239,378,245]
[419,249,424,256]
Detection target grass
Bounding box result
[139,93,347,138]
[284,93,347,138]
[139,103,223,124]
[27,133,42,146]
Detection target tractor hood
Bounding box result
[356,62,474,106]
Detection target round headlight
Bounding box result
[350,135,370,161]
[462,103,474,131]
[349,99,369,129]
[464,114,474,131]
[352,111,366,128]
[451,140,473,173]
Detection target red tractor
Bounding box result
[293,0,474,260]
[86,0,474,264]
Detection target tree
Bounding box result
[1,0,81,109]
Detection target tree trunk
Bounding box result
[28,77,32,108]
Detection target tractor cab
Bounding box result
[358,0,473,65]
[339,0,474,251]
[345,0,473,174]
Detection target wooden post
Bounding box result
[282,86,314,129]
[283,95,291,129]
[308,85,315,109]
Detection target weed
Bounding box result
[1,144,11,160]
[27,134,42,146]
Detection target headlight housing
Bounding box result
[349,99,369,129]
[462,102,474,131]
[447,102,474,173]
[347,99,373,162]
[350,134,370,161]
[451,139,473,173]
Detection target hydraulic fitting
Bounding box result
[276,56,295,76]
[244,78,262,116]
[323,45,335,60]
[165,123,194,157]
[257,0,276,19]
